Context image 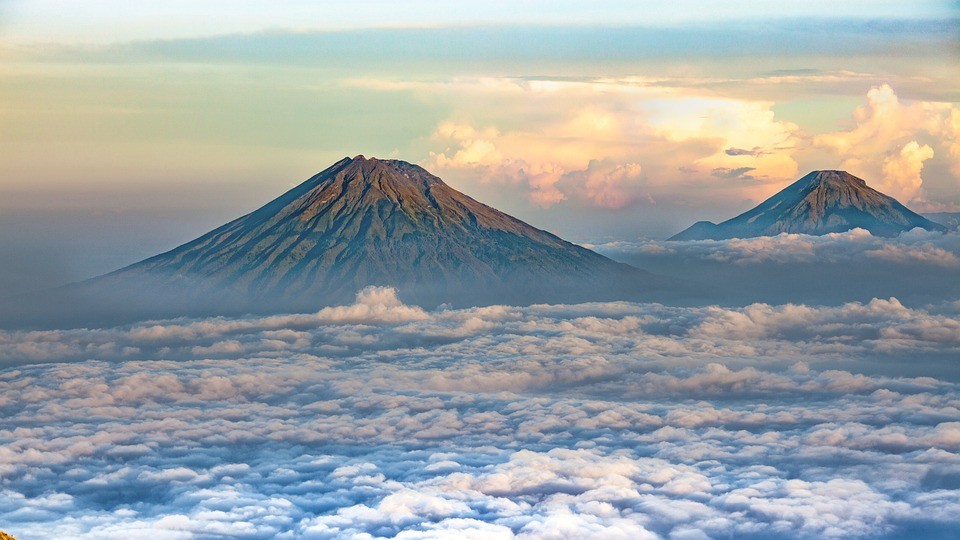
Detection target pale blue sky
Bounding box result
[2,0,955,44]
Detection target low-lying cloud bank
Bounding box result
[1,287,958,539]
[594,229,960,306]
[599,228,960,266]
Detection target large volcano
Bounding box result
[670,170,946,240]
[115,155,662,306]
[4,156,683,327]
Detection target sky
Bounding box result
[0,1,958,295]
[2,4,960,539]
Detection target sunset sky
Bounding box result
[4,5,960,539]
[1,0,958,293]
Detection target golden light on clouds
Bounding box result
[0,18,957,279]
[815,84,960,206]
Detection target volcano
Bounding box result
[670,170,946,240]
[4,156,684,327]
[115,155,663,306]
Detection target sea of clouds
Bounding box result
[593,228,960,306]
[1,281,959,539]
[596,228,960,267]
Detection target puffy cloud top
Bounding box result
[1,288,959,538]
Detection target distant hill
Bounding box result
[2,156,689,328]
[670,170,946,240]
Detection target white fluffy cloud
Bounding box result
[1,287,959,539]
[414,78,960,218]
[422,78,801,209]
[598,228,960,266]
[815,84,960,205]
[591,229,960,308]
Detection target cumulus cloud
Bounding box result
[1,288,959,538]
[880,140,936,203]
[814,84,960,206]
[572,161,648,209]
[421,78,801,210]
[314,285,430,324]
[352,77,960,222]
[865,242,960,268]
[4,271,960,367]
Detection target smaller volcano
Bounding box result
[670,170,946,240]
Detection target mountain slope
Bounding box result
[117,156,627,301]
[670,170,946,240]
[3,156,686,327]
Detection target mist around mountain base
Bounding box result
[596,228,960,307]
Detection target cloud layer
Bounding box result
[594,229,960,306]
[1,287,959,539]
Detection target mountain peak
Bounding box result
[70,155,676,321]
[329,155,446,189]
[801,170,867,189]
[670,170,945,240]
[809,170,855,177]
[342,154,389,170]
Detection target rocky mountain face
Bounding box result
[4,156,684,327]
[670,170,946,240]
[115,155,663,306]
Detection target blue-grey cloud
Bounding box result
[1,287,959,538]
[724,147,767,157]
[710,166,756,179]
[594,229,960,306]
